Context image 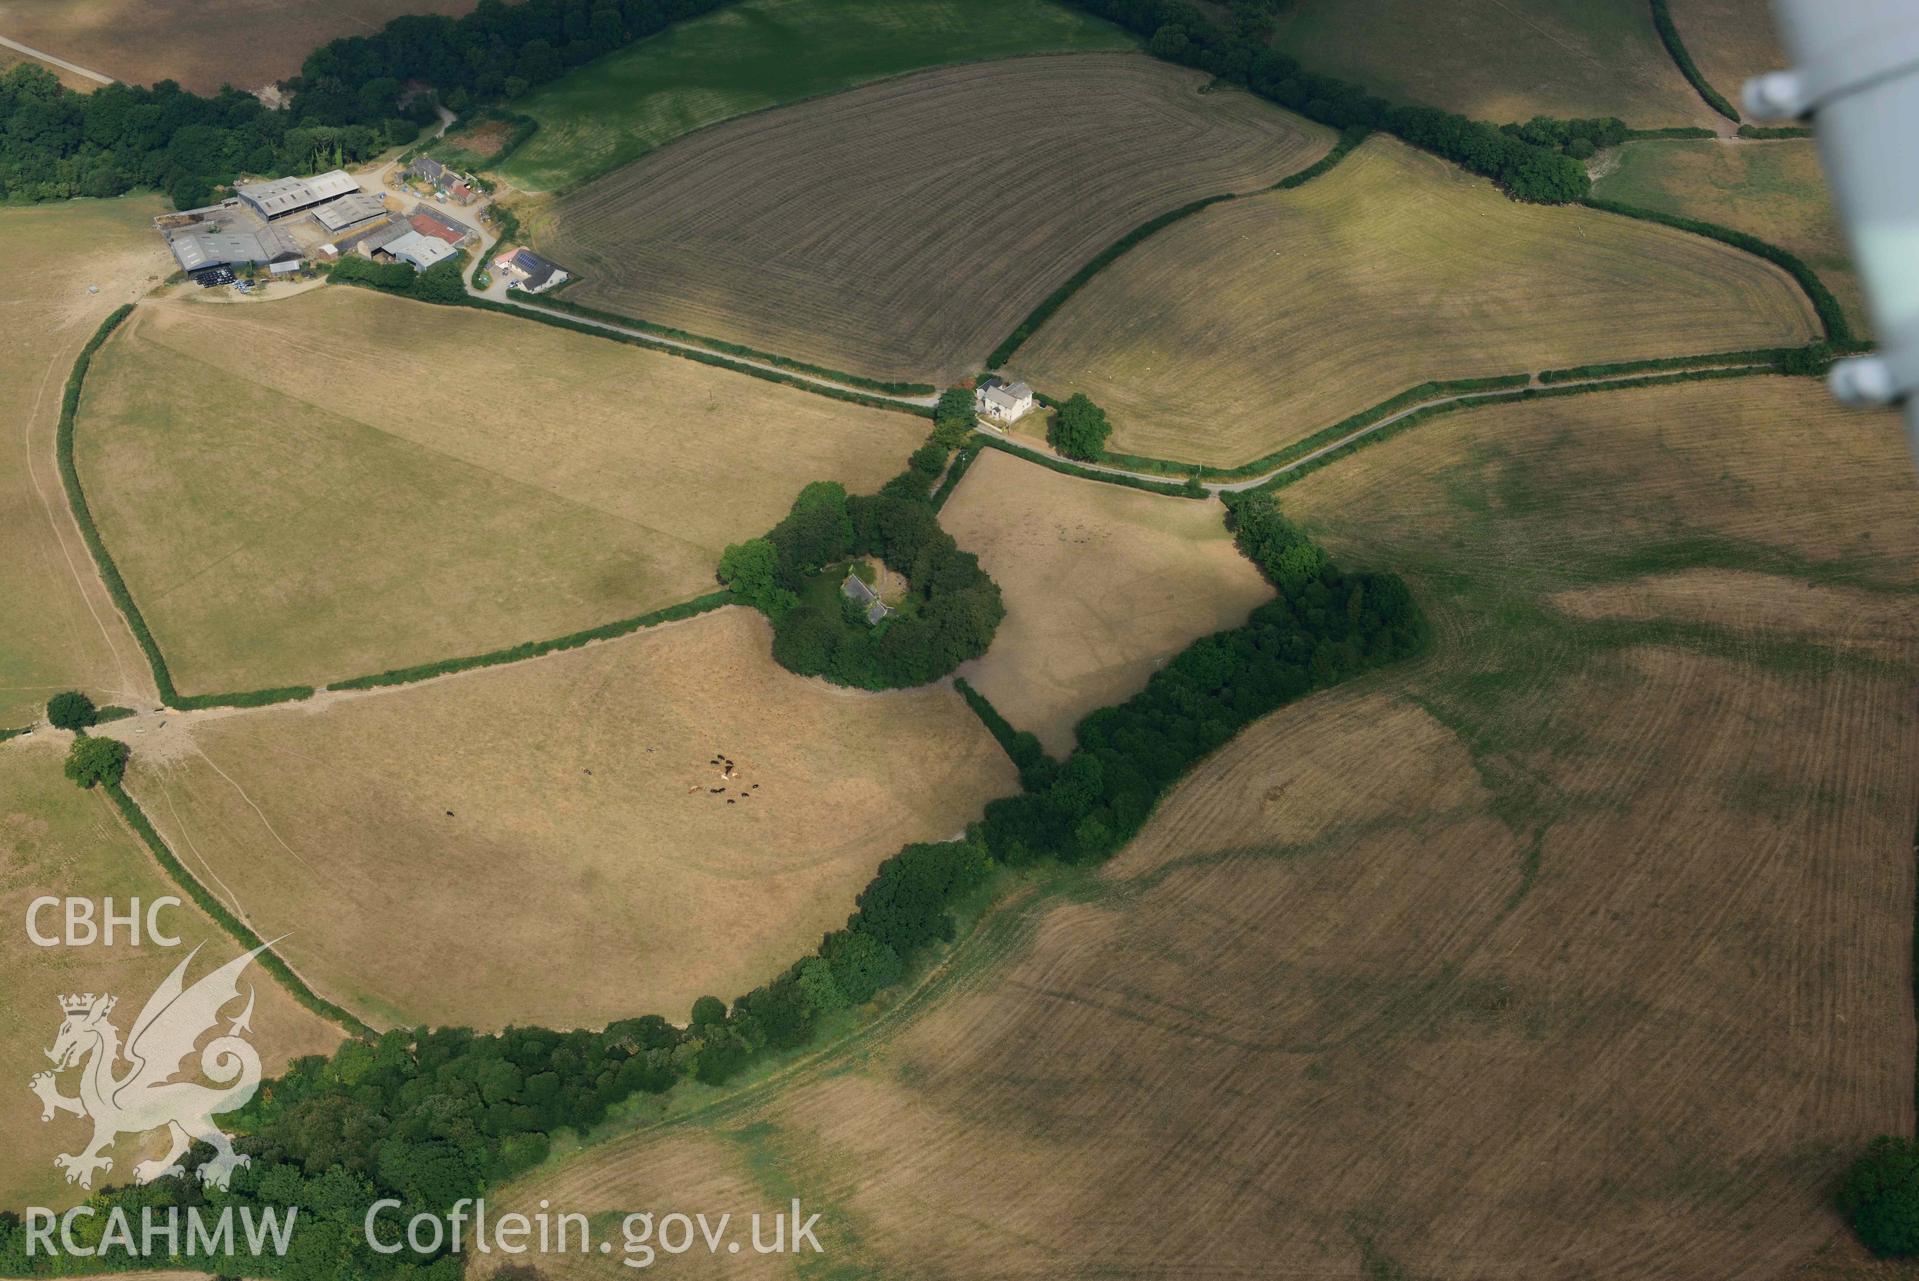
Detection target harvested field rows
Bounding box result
[941,450,1271,755]
[0,742,342,1210]
[1668,0,1787,104]
[0,0,475,93]
[486,376,1919,1278]
[1594,137,1868,338]
[75,289,923,695]
[1019,136,1819,467]
[544,53,1334,383]
[123,606,1019,1032]
[0,197,170,727]
[1269,0,1723,128]
[483,0,1135,192]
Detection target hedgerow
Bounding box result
[1648,0,1742,121]
[1537,347,1803,382]
[530,294,935,395]
[1738,124,1812,140]
[930,442,984,511]
[1624,126,1719,140]
[1255,364,1778,492]
[103,782,372,1037]
[1578,199,1851,344]
[328,592,731,691]
[954,677,1055,790]
[1096,375,1532,481]
[976,436,1201,497]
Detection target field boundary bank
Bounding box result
[103,780,373,1037]
[1250,364,1780,492]
[455,291,937,415]
[1648,0,1743,123]
[325,591,732,690]
[984,124,1368,370]
[54,305,318,713]
[1579,196,1852,343]
[529,293,936,395]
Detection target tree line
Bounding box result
[0,0,738,206]
[0,488,1424,1279]
[1063,0,1592,203]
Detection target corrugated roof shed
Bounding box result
[382,229,457,271]
[167,225,300,273]
[312,192,387,232]
[236,169,359,218]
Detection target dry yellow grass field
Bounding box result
[485,376,1919,1278]
[940,450,1271,754]
[1669,0,1786,101]
[1270,0,1723,129]
[0,0,476,93]
[0,740,342,1211]
[74,289,924,695]
[1019,136,1819,467]
[122,606,1019,1032]
[546,53,1334,383]
[0,197,170,729]
[1595,137,1869,338]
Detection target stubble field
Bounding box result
[0,741,342,1211]
[482,375,1919,1278]
[73,288,924,696]
[542,53,1334,383]
[1594,137,1868,338]
[940,450,1272,755]
[0,197,169,729]
[1268,0,1722,128]
[0,0,475,93]
[1669,0,1787,102]
[1018,136,1820,467]
[476,0,1133,192]
[121,606,1019,1033]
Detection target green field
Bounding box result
[466,0,1134,191]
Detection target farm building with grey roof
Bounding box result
[236,169,359,220]
[166,225,300,275]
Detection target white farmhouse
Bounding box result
[975,376,1034,423]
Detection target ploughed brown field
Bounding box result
[479,376,1919,1279]
[542,52,1335,383]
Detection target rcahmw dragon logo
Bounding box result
[28,941,272,1190]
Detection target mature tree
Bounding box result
[909,441,948,477]
[46,690,97,731]
[717,538,797,620]
[64,735,128,789]
[1049,393,1112,461]
[1842,1137,1919,1256]
[689,995,727,1028]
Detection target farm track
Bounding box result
[0,33,110,83]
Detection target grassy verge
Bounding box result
[1649,0,1742,122]
[55,305,317,712]
[327,592,732,691]
[1254,364,1775,493]
[104,781,372,1037]
[1581,195,1850,343]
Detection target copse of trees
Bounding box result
[1840,1137,1919,1257]
[721,461,1006,690]
[0,0,741,206]
[1063,0,1591,203]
